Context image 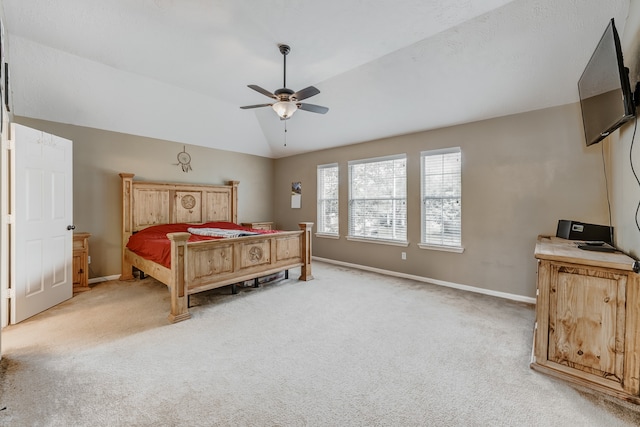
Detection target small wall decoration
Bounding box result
[176,146,192,172]
[291,181,301,209]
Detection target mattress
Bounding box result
[126,221,276,268]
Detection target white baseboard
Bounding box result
[312,256,536,305]
[88,274,121,285]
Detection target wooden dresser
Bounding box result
[531,235,640,404]
[72,232,91,293]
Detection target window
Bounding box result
[348,154,407,243]
[317,163,339,236]
[420,147,462,249]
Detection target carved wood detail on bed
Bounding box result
[119,173,313,323]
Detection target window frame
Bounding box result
[316,163,340,238]
[419,147,463,253]
[347,154,408,246]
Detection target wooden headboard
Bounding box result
[120,173,239,236]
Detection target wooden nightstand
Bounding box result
[73,232,91,293]
[241,221,274,230]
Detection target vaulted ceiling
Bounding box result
[1,0,631,158]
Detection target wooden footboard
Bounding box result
[119,173,313,323]
[166,223,312,322]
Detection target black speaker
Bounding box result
[556,219,613,244]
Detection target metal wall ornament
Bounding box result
[176,146,192,172]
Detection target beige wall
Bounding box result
[274,103,610,298]
[14,117,275,279]
[612,5,640,259]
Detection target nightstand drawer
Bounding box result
[241,221,274,231]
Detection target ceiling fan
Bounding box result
[240,44,329,120]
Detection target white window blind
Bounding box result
[421,148,461,247]
[348,154,407,242]
[317,163,339,235]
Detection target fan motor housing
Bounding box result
[275,87,294,101]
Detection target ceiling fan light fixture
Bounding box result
[240,44,328,119]
[272,100,298,119]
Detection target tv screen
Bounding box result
[578,18,635,146]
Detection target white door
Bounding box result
[10,123,73,324]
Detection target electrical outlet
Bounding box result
[401,252,406,260]
[88,256,91,264]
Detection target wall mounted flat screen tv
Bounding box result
[578,18,635,147]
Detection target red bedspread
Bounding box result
[126,222,277,268]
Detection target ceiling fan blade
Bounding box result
[240,103,273,109]
[298,103,329,114]
[292,86,320,101]
[248,85,277,100]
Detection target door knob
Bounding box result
[67,225,76,230]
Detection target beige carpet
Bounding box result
[1,261,640,426]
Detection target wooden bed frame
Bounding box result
[119,173,313,323]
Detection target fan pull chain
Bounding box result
[284,120,287,147]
